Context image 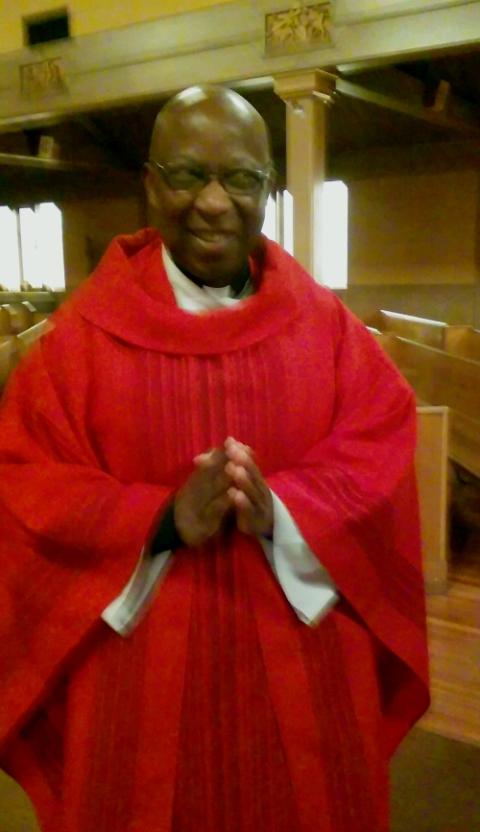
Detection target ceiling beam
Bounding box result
[75,115,141,169]
[336,67,480,135]
[1,2,480,130]
[0,152,104,172]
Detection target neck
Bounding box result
[172,260,250,297]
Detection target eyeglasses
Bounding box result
[149,160,272,196]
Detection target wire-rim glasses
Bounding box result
[149,160,272,196]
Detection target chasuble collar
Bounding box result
[73,228,305,356]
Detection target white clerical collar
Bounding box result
[162,245,252,313]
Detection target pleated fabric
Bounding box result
[0,230,429,831]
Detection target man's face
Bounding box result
[144,103,272,287]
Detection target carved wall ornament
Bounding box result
[265,2,332,56]
[20,58,67,98]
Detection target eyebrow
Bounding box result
[159,154,267,169]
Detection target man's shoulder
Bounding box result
[264,239,350,334]
[262,237,338,303]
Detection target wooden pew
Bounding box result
[16,318,50,358]
[367,310,447,349]
[0,305,12,335]
[0,337,16,388]
[374,331,480,479]
[1,301,36,335]
[416,406,449,593]
[32,310,49,326]
[367,310,480,362]
[0,320,50,391]
[443,325,480,362]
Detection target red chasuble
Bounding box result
[0,229,429,832]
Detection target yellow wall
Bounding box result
[62,194,144,290]
[348,170,480,286]
[0,0,236,53]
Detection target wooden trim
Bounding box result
[1,2,480,130]
[416,406,449,594]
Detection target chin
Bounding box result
[184,257,244,287]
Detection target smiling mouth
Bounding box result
[189,229,235,244]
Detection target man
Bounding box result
[0,85,429,832]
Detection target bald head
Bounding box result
[144,85,274,287]
[149,85,271,163]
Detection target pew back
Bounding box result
[1,301,36,335]
[0,305,12,335]
[443,325,480,362]
[0,337,16,388]
[416,406,449,593]
[368,310,446,349]
[16,318,50,358]
[373,331,480,479]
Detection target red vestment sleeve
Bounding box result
[0,337,173,751]
[268,299,429,756]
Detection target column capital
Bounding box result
[273,68,337,105]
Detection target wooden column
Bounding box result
[274,69,336,281]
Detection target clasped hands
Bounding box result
[174,437,273,548]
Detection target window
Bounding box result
[0,202,65,291]
[320,181,349,290]
[24,11,70,47]
[261,194,277,242]
[261,182,349,289]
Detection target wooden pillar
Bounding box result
[274,69,336,281]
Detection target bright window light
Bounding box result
[0,207,21,291]
[261,194,277,241]
[321,181,348,290]
[19,202,65,290]
[282,191,294,255]
[280,183,348,288]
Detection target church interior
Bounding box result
[0,1,479,830]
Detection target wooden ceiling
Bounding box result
[2,47,480,203]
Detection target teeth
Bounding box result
[194,231,227,242]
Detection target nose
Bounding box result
[193,177,233,216]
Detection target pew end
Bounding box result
[416,406,449,594]
[443,325,480,362]
[16,318,51,358]
[0,336,18,389]
[1,301,36,335]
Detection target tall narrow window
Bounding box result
[282,191,294,256]
[0,202,66,292]
[272,184,348,288]
[261,194,277,241]
[0,207,22,291]
[321,181,348,290]
[19,202,65,290]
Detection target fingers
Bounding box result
[227,485,251,511]
[224,438,266,503]
[194,448,223,467]
[206,492,233,525]
[224,461,264,508]
[227,487,255,534]
[224,438,273,537]
[184,439,272,540]
[193,447,231,500]
[224,436,252,466]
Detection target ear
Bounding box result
[143,163,161,211]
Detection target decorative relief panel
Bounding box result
[265,3,332,56]
[20,58,67,97]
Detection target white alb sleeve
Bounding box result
[260,491,338,626]
[101,548,172,636]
